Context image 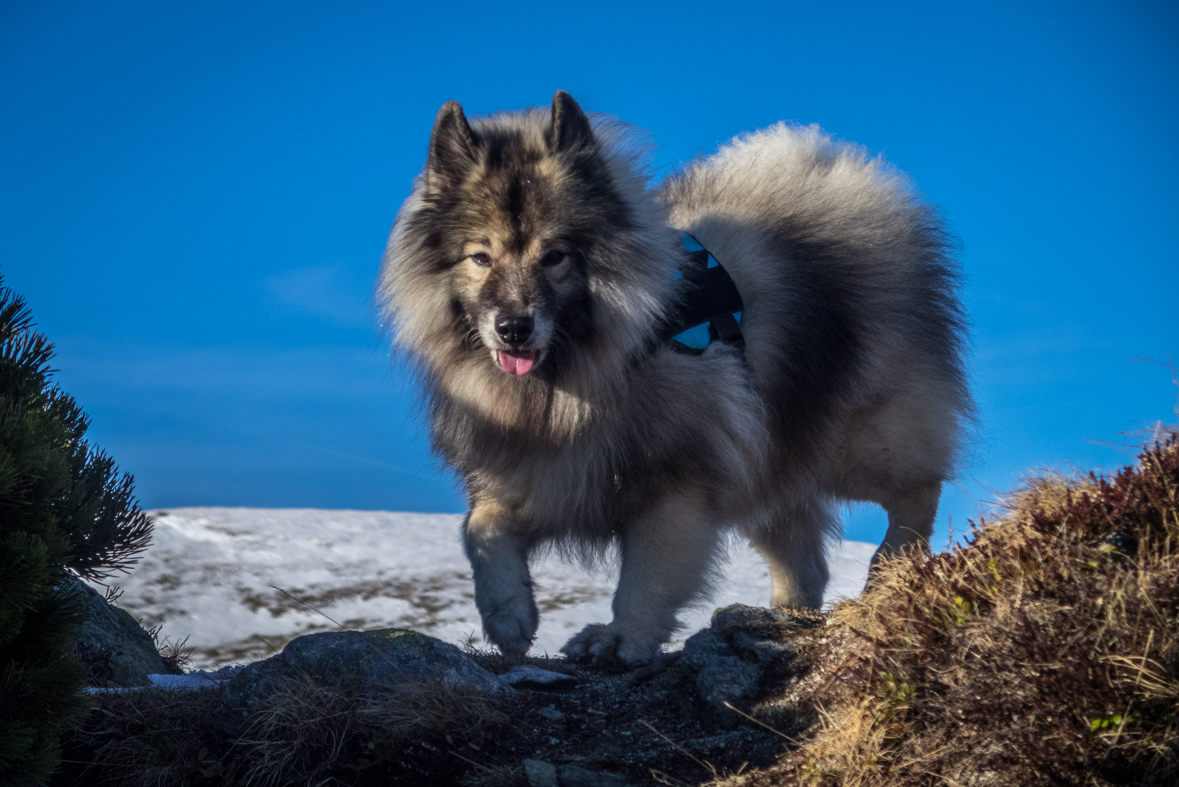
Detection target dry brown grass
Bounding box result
[57,686,225,787]
[56,673,508,786]
[148,624,192,676]
[721,431,1179,787]
[233,675,508,786]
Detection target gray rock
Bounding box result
[557,764,630,786]
[502,665,579,690]
[524,758,559,787]
[731,630,793,664]
[71,578,168,688]
[695,658,762,728]
[679,628,735,672]
[679,604,805,730]
[711,604,793,631]
[220,628,509,735]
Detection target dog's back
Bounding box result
[661,123,972,597]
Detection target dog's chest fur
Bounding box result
[435,345,768,542]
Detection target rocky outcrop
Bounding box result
[72,578,168,688]
[62,608,823,786]
[679,604,818,730]
[220,627,510,735]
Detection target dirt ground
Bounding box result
[457,652,789,786]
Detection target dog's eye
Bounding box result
[540,250,567,267]
[470,252,492,267]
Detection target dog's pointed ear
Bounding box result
[428,100,479,193]
[547,90,594,153]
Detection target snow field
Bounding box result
[99,508,875,669]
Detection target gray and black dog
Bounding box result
[378,91,971,664]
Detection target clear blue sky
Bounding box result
[2,0,1176,547]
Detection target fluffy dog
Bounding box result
[378,91,971,664]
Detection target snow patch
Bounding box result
[96,508,875,669]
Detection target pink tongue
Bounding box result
[496,350,536,375]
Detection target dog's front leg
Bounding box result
[561,494,720,665]
[463,500,538,656]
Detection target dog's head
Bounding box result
[382,92,674,385]
[424,91,616,378]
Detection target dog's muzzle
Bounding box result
[492,315,538,375]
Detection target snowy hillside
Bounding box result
[97,508,877,669]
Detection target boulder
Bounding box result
[220,628,510,735]
[71,578,168,688]
[679,604,812,730]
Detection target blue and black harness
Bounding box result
[659,234,745,354]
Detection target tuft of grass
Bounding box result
[157,637,191,676]
[231,672,359,787]
[233,675,508,786]
[147,623,192,676]
[720,430,1179,787]
[57,671,508,786]
[57,686,225,787]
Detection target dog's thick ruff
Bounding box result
[378,91,972,664]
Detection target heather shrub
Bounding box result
[722,431,1179,787]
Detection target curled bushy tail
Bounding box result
[663,122,971,433]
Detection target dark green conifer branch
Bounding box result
[0,276,153,784]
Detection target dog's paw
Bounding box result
[560,623,661,666]
[481,596,539,657]
[560,624,617,663]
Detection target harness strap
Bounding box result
[657,234,745,354]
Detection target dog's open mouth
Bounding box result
[495,349,537,375]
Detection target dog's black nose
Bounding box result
[494,315,534,345]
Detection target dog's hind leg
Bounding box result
[746,502,833,609]
[463,501,539,656]
[561,494,721,665]
[870,482,941,572]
